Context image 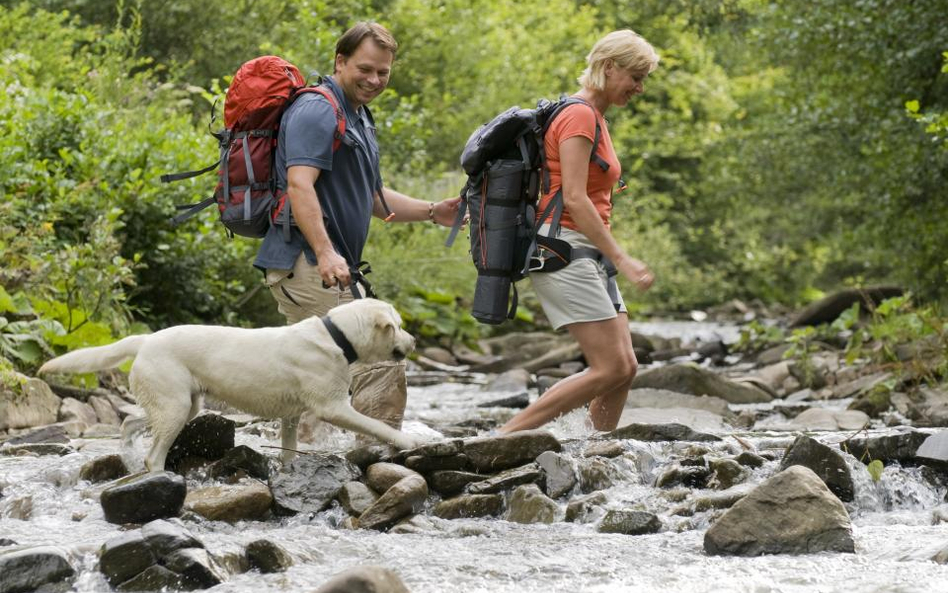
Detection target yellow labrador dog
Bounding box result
[39,298,423,471]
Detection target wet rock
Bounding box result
[506,484,557,524]
[704,465,855,556]
[605,422,721,443]
[483,368,530,393]
[566,492,608,523]
[463,430,562,472]
[578,457,621,493]
[163,547,225,589]
[625,388,733,417]
[0,539,16,547]
[2,424,69,446]
[100,531,158,586]
[338,481,379,516]
[598,510,662,535]
[80,454,129,483]
[709,458,746,490]
[313,565,410,593]
[735,452,767,469]
[477,392,530,409]
[58,397,98,427]
[166,413,236,473]
[184,479,272,522]
[246,539,293,573]
[140,519,204,557]
[476,332,576,373]
[433,494,504,519]
[844,430,929,464]
[207,445,271,481]
[468,463,543,495]
[0,546,74,593]
[583,441,625,458]
[904,387,948,427]
[269,454,360,516]
[915,432,948,467]
[832,371,893,400]
[536,376,559,397]
[404,453,472,472]
[345,444,396,470]
[656,465,712,489]
[100,471,187,524]
[753,361,792,393]
[757,344,792,366]
[421,346,458,366]
[536,451,577,498]
[359,474,428,531]
[116,565,183,592]
[631,364,771,404]
[1,443,73,457]
[366,462,421,493]
[789,285,903,327]
[89,395,121,425]
[0,378,61,431]
[694,484,754,512]
[425,470,488,497]
[618,408,728,432]
[779,435,854,502]
[788,408,869,431]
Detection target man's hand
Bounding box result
[432,196,464,227]
[317,250,350,288]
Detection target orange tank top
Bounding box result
[536,101,621,230]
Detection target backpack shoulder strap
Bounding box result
[295,86,350,152]
[542,97,609,172]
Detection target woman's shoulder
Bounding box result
[548,101,599,140]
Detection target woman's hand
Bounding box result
[616,255,654,291]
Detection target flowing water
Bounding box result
[3,321,948,593]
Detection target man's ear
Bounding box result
[334,53,346,73]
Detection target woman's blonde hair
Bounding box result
[578,29,660,91]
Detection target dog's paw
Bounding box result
[394,435,428,452]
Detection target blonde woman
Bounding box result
[500,30,659,433]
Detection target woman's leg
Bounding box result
[499,312,637,433]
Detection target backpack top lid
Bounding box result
[224,56,306,130]
[460,106,539,176]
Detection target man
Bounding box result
[254,21,460,437]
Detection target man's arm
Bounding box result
[286,165,352,287]
[372,188,462,226]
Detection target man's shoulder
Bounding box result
[285,91,337,126]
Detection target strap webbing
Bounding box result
[170,196,216,226]
[160,159,221,183]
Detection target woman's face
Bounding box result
[605,61,650,107]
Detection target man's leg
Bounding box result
[266,253,408,439]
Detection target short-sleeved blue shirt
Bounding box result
[253,76,383,271]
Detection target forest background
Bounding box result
[1,0,946,385]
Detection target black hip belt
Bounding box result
[528,235,617,276]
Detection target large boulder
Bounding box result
[462,430,562,473]
[631,364,771,404]
[100,472,187,524]
[605,422,721,443]
[844,430,929,464]
[0,546,74,593]
[269,454,360,516]
[704,465,855,556]
[790,285,903,327]
[779,435,854,502]
[0,378,61,431]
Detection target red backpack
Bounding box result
[162,56,347,238]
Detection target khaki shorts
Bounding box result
[265,252,407,431]
[529,226,626,330]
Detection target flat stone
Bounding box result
[0,546,75,593]
[605,422,721,442]
[100,472,187,524]
[598,510,662,535]
[433,494,504,519]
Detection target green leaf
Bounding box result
[905,100,920,113]
[0,287,15,313]
[867,459,884,482]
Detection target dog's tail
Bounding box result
[39,335,148,375]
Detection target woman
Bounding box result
[500,30,659,434]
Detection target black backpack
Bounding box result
[447,97,609,324]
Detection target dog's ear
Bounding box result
[376,318,396,339]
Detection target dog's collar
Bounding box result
[321,316,358,364]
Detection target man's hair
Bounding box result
[335,21,398,60]
[578,29,659,91]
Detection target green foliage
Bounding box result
[733,320,786,354]
[867,459,884,482]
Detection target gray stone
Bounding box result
[58,397,97,426]
[345,444,396,470]
[694,484,754,512]
[483,369,530,393]
[463,430,562,472]
[0,378,61,431]
[617,408,728,432]
[735,451,766,468]
[183,479,272,522]
[163,547,225,589]
[425,470,488,497]
[916,432,948,464]
[100,471,187,524]
[140,519,203,557]
[710,458,747,490]
[359,474,428,531]
[116,564,183,592]
[207,445,271,481]
[433,494,504,519]
[779,435,854,502]
[166,413,236,472]
[99,531,157,586]
[788,408,869,431]
[598,510,662,535]
[844,430,929,464]
[338,481,379,516]
[477,392,529,409]
[605,422,721,442]
[566,492,608,523]
[246,539,293,573]
[2,424,69,446]
[269,454,360,516]
[0,546,74,593]
[467,463,543,495]
[704,466,855,556]
[536,451,577,498]
[506,484,557,524]
[656,465,712,489]
[1,443,73,457]
[625,388,733,417]
[631,364,772,404]
[582,441,625,458]
[365,462,420,493]
[313,565,410,593]
[578,457,621,493]
[88,395,121,425]
[80,454,129,483]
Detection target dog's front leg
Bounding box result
[319,403,422,451]
[280,415,300,463]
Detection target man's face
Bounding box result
[334,39,394,108]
